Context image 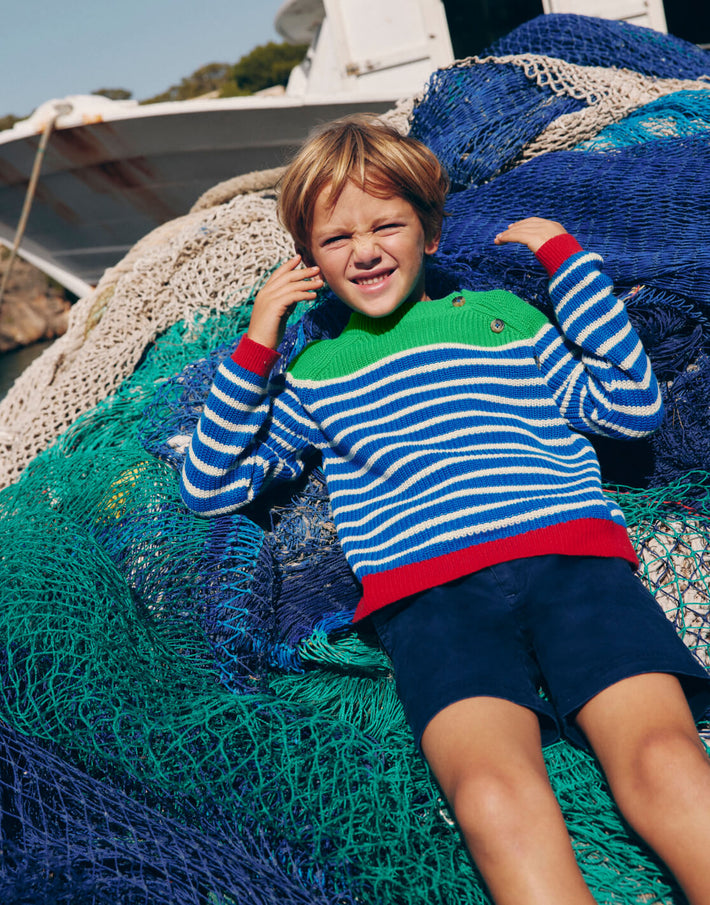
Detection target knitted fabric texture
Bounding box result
[181,248,662,619]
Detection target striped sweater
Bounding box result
[181,236,663,620]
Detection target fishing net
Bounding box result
[575,89,710,151]
[1,12,710,904]
[1,296,708,904]
[430,135,710,311]
[487,13,710,80]
[0,191,294,489]
[409,54,709,188]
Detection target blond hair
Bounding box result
[278,115,449,257]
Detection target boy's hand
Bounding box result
[494,217,567,254]
[247,255,323,350]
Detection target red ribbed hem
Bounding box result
[353,519,638,621]
[231,335,280,376]
[536,234,583,277]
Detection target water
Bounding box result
[0,340,54,403]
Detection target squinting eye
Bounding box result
[323,236,348,247]
[375,224,402,234]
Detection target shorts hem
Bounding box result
[560,659,710,720]
[410,682,560,751]
[558,661,710,751]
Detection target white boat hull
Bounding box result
[0,96,396,295]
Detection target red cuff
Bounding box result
[535,233,583,277]
[231,335,280,376]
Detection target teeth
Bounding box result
[356,273,388,286]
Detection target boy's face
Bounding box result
[308,180,439,318]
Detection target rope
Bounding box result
[0,103,72,307]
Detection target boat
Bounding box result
[540,0,667,32]
[0,0,454,296]
[0,0,681,297]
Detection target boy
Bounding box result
[181,116,710,904]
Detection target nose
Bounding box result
[352,234,381,268]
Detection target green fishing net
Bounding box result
[0,281,707,904]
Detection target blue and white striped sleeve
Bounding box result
[180,336,317,516]
[533,235,664,439]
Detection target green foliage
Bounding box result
[0,114,20,133]
[223,41,309,97]
[92,88,133,101]
[142,62,234,105]
[139,42,308,105]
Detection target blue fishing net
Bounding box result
[433,136,710,315]
[653,356,710,491]
[486,13,710,80]
[411,14,710,193]
[409,59,587,189]
[0,723,347,905]
[623,285,709,383]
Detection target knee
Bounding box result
[613,727,708,815]
[449,764,551,849]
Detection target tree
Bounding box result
[0,114,20,132]
[223,41,309,96]
[92,88,133,101]
[142,63,233,104]
[138,41,309,105]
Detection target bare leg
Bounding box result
[421,696,596,905]
[576,672,710,905]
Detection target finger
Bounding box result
[293,270,323,289]
[276,254,304,273]
[273,262,322,286]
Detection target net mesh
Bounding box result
[486,13,710,79]
[1,12,709,904]
[409,53,708,188]
[575,89,710,151]
[1,303,708,904]
[0,193,294,489]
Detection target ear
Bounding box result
[425,231,441,256]
[296,244,315,267]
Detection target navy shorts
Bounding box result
[370,555,710,750]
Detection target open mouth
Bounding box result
[352,269,394,287]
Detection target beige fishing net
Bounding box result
[0,191,293,488]
[507,54,710,157]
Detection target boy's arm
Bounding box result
[496,218,664,439]
[180,259,323,516]
[180,336,317,515]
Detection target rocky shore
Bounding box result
[0,251,73,353]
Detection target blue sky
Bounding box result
[0,0,287,117]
